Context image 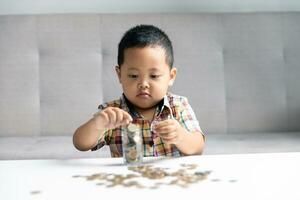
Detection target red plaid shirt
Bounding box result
[92,93,203,157]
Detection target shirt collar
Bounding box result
[120,94,140,118]
[159,93,173,116]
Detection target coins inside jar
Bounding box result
[123,123,143,164]
[127,123,139,132]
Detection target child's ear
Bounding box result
[115,66,121,83]
[169,67,177,86]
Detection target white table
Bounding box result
[1,152,300,200]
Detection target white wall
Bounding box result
[1,0,300,15]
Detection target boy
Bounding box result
[73,24,205,157]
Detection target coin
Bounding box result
[181,163,198,170]
[30,190,41,195]
[127,149,138,160]
[127,123,139,132]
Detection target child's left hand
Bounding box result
[153,119,185,145]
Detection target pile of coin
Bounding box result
[123,123,143,164]
[128,165,167,180]
[73,163,211,189]
[30,190,42,195]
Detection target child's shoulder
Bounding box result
[167,92,189,105]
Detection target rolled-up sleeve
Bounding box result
[177,97,203,134]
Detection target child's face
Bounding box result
[116,46,177,111]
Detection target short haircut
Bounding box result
[118,24,174,68]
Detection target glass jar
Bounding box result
[150,114,174,156]
[122,123,143,165]
[150,114,174,136]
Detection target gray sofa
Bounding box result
[1,13,300,159]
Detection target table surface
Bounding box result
[1,152,300,200]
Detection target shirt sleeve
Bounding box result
[177,97,203,134]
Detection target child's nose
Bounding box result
[138,80,150,89]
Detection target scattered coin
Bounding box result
[73,163,213,189]
[86,173,107,181]
[72,175,82,178]
[211,178,221,182]
[30,190,41,195]
[181,163,198,170]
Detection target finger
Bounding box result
[121,111,133,123]
[105,109,117,126]
[121,111,132,125]
[162,137,178,145]
[155,124,175,133]
[159,131,177,140]
[154,119,174,129]
[119,115,131,125]
[113,108,124,125]
[163,134,177,141]
[161,133,179,144]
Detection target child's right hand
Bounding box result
[93,107,133,130]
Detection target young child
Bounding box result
[73,24,205,157]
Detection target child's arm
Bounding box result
[73,107,132,151]
[154,119,205,155]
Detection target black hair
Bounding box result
[117,24,174,68]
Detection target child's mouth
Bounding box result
[137,92,151,98]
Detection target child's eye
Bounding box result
[150,75,160,79]
[128,74,138,79]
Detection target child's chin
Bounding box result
[135,101,157,109]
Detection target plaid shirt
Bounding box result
[92,92,202,157]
